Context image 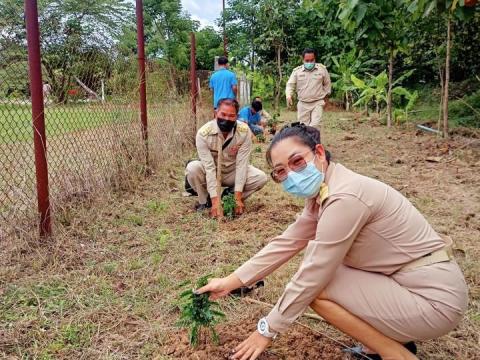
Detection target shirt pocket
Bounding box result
[313,73,324,85]
[297,74,308,90]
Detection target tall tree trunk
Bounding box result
[274,45,282,112]
[437,65,444,135]
[443,16,451,138]
[387,49,394,127]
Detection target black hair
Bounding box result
[302,48,316,58]
[218,56,228,65]
[217,98,239,113]
[251,100,263,112]
[266,122,331,166]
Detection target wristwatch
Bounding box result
[257,317,278,339]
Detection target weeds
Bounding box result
[177,275,226,347]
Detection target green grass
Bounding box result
[0,103,138,144]
[409,86,480,128]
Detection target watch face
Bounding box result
[259,319,267,333]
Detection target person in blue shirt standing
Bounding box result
[209,56,238,110]
[238,100,265,136]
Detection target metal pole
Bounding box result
[136,0,149,169]
[222,0,228,57]
[190,32,197,144]
[25,0,52,237]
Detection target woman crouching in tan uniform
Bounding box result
[197,123,468,360]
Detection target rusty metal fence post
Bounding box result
[136,0,149,170]
[190,32,197,144]
[25,0,52,237]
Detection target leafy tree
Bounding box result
[38,0,132,103]
[223,0,262,70]
[0,0,131,103]
[143,0,198,68]
[339,0,413,127]
[255,0,300,111]
[195,27,224,70]
[407,0,478,137]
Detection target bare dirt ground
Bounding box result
[1,110,479,359]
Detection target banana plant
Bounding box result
[351,71,388,113]
[330,49,381,111]
[351,69,415,115]
[392,87,419,124]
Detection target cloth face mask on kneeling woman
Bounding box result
[282,158,324,198]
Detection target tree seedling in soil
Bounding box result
[177,275,225,347]
[256,133,266,143]
[267,113,280,135]
[222,193,236,219]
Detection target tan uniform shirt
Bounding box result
[234,162,445,333]
[285,63,332,103]
[196,120,252,198]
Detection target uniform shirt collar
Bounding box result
[316,161,336,205]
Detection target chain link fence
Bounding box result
[0,1,210,240]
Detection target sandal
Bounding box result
[343,341,417,359]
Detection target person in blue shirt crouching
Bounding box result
[238,100,265,136]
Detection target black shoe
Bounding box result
[343,342,417,359]
[195,203,209,212]
[230,280,265,297]
[194,195,212,212]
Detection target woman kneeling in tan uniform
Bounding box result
[197,123,468,360]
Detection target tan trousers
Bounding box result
[186,160,268,204]
[297,99,325,127]
[320,261,468,343]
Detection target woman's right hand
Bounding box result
[195,274,243,300]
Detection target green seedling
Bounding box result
[177,275,225,347]
[254,146,262,153]
[256,133,266,143]
[222,193,236,219]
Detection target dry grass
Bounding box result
[1,109,479,359]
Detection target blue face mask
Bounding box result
[282,159,324,198]
[304,62,315,71]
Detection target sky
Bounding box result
[181,0,221,29]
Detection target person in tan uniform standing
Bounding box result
[197,123,468,360]
[286,48,331,127]
[186,98,268,217]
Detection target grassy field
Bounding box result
[0,103,141,144]
[1,109,479,359]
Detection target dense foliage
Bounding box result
[0,0,478,126]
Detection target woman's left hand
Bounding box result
[230,330,272,360]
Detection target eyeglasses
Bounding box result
[270,151,314,183]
